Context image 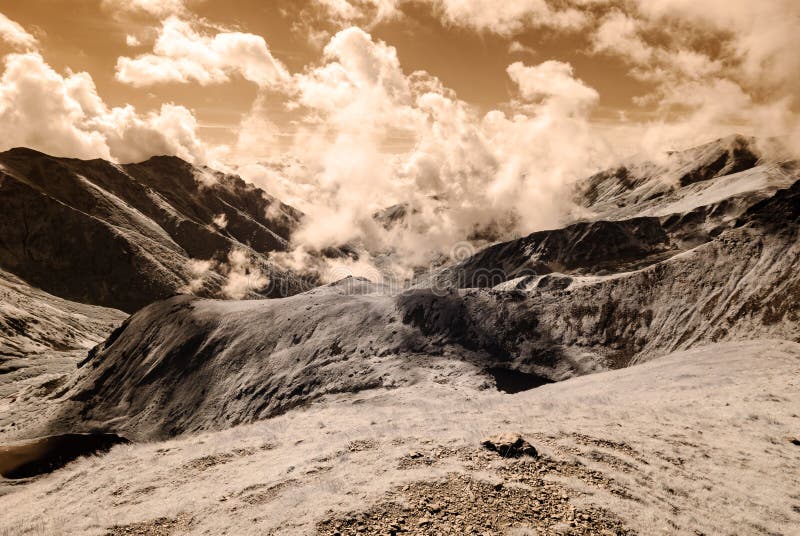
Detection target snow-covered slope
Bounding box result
[575,135,796,222]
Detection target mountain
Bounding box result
[5,339,799,535]
[2,136,800,534]
[420,217,673,289]
[576,134,794,222]
[0,148,310,312]
[20,136,795,443]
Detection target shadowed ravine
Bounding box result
[0,433,128,479]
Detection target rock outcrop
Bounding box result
[481,433,538,458]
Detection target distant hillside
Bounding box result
[0,148,310,312]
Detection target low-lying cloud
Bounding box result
[180,249,269,299]
[240,27,618,280]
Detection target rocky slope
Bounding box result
[0,268,125,398]
[424,135,797,290]
[0,148,309,312]
[576,134,782,220]
[10,136,791,443]
[422,217,673,289]
[0,269,124,362]
[2,135,800,534]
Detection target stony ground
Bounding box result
[1,339,798,535]
[317,446,634,535]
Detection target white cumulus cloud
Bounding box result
[254,28,613,279]
[115,16,289,88]
[507,61,599,114]
[0,53,205,162]
[0,12,38,50]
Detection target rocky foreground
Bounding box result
[1,340,798,534]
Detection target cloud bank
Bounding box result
[0,52,205,162]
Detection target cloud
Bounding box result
[101,0,188,18]
[507,61,599,114]
[180,259,213,293]
[284,28,421,252]
[430,0,588,35]
[212,213,228,228]
[313,0,401,25]
[100,103,206,163]
[293,26,412,115]
[508,41,535,56]
[306,0,590,36]
[630,0,800,91]
[0,12,38,50]
[576,0,800,157]
[221,249,268,299]
[591,10,652,64]
[115,16,289,88]
[585,1,800,97]
[250,28,614,280]
[590,9,722,83]
[4,0,791,285]
[178,249,269,299]
[0,52,205,162]
[637,77,796,154]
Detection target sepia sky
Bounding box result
[1,1,799,264]
[2,1,797,151]
[0,0,658,144]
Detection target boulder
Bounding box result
[481,433,538,458]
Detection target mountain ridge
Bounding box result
[2,135,800,536]
[44,174,800,440]
[0,147,311,312]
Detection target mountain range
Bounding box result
[1,135,799,535]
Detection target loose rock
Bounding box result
[481,433,538,458]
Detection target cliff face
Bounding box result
[0,148,308,312]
